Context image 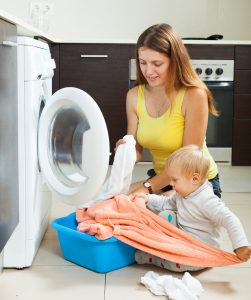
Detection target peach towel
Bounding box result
[76,194,242,267]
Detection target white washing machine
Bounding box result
[3,37,56,268]
[4,37,111,268]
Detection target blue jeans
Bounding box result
[147,169,222,198]
[208,174,222,198]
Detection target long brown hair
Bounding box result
[135,23,218,116]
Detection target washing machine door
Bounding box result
[38,87,110,206]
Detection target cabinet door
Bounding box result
[235,46,251,69]
[185,45,234,59]
[234,95,251,119]
[232,120,251,165]
[0,19,19,252]
[59,44,131,161]
[233,46,251,165]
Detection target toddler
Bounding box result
[134,145,251,272]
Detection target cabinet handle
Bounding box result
[80,54,108,58]
[2,40,18,47]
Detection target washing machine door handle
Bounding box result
[38,87,110,207]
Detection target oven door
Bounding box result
[205,81,233,163]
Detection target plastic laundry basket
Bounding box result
[51,212,136,273]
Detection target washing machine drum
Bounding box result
[38,87,110,206]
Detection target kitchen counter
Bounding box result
[1,8,251,45]
[183,39,251,45]
[51,39,251,45]
[0,8,58,42]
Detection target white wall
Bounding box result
[0,0,251,41]
[217,0,251,40]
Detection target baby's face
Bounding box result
[166,166,200,197]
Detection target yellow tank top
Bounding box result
[136,85,218,179]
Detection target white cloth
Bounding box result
[82,135,136,208]
[141,271,204,300]
[147,181,249,250]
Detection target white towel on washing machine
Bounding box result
[81,135,136,208]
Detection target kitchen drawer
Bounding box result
[60,44,129,86]
[185,45,234,60]
[235,46,251,69]
[232,119,251,166]
[235,70,251,94]
[234,95,251,119]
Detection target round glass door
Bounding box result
[38,87,110,206]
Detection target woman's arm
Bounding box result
[126,87,143,161]
[182,87,208,148]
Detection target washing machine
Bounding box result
[3,37,56,268]
[4,37,111,268]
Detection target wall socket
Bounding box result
[30,2,55,16]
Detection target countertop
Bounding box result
[0,8,58,42]
[1,8,251,45]
[51,39,251,45]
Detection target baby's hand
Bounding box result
[234,246,251,261]
[130,193,148,203]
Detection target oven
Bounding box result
[191,60,234,163]
[129,59,234,163]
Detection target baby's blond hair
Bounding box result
[166,145,210,182]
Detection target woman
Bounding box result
[116,23,221,197]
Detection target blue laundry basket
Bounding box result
[51,212,136,273]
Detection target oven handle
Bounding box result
[205,81,233,90]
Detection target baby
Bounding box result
[134,145,251,272]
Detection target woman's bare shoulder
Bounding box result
[185,86,207,99]
[126,85,139,105]
[127,85,139,98]
[182,86,208,114]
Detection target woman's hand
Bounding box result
[234,246,251,261]
[114,138,126,151]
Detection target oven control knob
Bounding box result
[216,68,223,75]
[195,68,202,75]
[205,68,213,75]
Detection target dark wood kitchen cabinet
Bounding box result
[0,19,19,252]
[51,43,132,162]
[185,45,235,60]
[232,46,251,165]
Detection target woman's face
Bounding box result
[138,47,170,87]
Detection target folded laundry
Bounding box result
[76,194,242,268]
